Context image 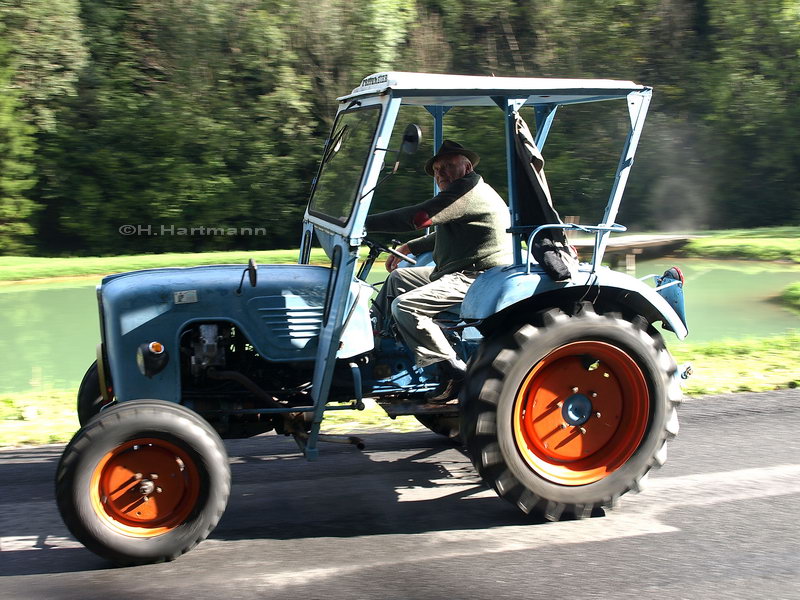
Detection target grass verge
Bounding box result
[3,227,799,284]
[669,331,800,396]
[680,226,800,263]
[2,331,798,448]
[0,389,78,447]
[0,248,332,283]
[780,282,800,311]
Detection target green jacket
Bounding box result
[366,172,513,280]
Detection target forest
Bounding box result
[0,0,798,256]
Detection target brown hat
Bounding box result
[424,140,480,176]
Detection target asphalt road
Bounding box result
[2,389,800,600]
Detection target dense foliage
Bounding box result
[0,0,798,255]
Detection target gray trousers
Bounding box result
[372,266,479,367]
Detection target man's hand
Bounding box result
[385,243,411,272]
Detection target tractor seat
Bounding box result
[433,305,462,328]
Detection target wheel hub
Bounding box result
[562,393,593,426]
[137,478,156,496]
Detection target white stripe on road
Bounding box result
[243,463,800,590]
[3,464,799,563]
[1,535,83,551]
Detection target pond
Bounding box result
[1,258,798,395]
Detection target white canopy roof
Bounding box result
[339,72,649,107]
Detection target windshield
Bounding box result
[307,105,382,225]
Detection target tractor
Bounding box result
[56,72,688,565]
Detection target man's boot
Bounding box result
[425,359,466,404]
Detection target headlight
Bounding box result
[136,341,169,377]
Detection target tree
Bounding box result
[701,0,800,226]
[0,31,37,253]
[39,0,322,254]
[6,0,800,256]
[0,0,88,131]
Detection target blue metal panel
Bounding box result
[460,264,687,339]
[534,104,558,149]
[100,264,373,403]
[654,270,688,331]
[460,265,568,319]
[305,95,403,457]
[425,105,451,196]
[594,89,652,270]
[503,99,527,265]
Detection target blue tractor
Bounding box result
[57,72,687,565]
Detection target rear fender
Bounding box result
[461,265,688,339]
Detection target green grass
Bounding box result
[680,227,800,263]
[0,248,332,283]
[2,331,798,448]
[0,389,425,449]
[780,282,800,311]
[2,227,798,283]
[321,402,424,434]
[670,331,800,396]
[0,389,79,447]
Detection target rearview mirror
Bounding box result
[360,124,423,200]
[400,124,422,155]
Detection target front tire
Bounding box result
[56,399,231,565]
[461,303,681,520]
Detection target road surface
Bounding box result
[1,389,799,599]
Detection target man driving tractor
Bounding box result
[366,140,513,402]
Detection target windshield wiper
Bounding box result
[320,100,361,167]
[322,124,349,166]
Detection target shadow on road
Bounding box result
[1,431,560,576]
[217,431,548,543]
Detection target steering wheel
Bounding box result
[363,238,417,265]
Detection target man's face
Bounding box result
[432,154,472,191]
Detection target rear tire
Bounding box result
[461,303,681,520]
[56,399,231,565]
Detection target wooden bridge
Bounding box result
[569,233,695,271]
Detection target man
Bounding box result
[366,140,513,402]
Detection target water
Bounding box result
[1,258,798,394]
[639,258,800,342]
[0,280,100,395]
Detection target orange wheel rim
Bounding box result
[90,438,200,537]
[513,341,650,485]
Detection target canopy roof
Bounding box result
[339,72,649,107]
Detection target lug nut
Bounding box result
[571,387,579,393]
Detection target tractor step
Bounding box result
[377,400,459,418]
